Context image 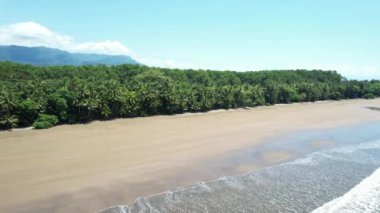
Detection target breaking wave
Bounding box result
[101,139,380,213]
[312,167,380,213]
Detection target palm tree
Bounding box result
[0,89,19,128]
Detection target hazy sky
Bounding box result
[0,0,379,79]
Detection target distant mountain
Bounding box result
[0,45,139,66]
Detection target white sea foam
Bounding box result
[331,139,380,154]
[312,167,380,213]
[100,138,380,213]
[286,139,380,167]
[98,205,129,213]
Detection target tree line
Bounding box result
[1,61,379,129]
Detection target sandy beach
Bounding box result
[1,99,380,213]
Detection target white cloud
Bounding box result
[0,21,190,68]
[70,40,131,55]
[0,22,132,55]
[0,22,73,49]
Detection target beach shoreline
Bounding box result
[0,99,372,133]
[1,98,380,212]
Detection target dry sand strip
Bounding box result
[1,99,380,213]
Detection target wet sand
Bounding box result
[1,99,380,212]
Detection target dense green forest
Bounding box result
[1,61,379,130]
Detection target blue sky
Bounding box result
[0,0,380,79]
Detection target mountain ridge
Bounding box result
[0,45,139,66]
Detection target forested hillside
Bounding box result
[1,62,379,129]
[0,45,138,66]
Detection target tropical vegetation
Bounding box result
[1,61,379,129]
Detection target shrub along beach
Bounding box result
[1,61,380,130]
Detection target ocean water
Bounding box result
[102,123,380,213]
[312,167,380,213]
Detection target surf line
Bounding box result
[312,167,380,212]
